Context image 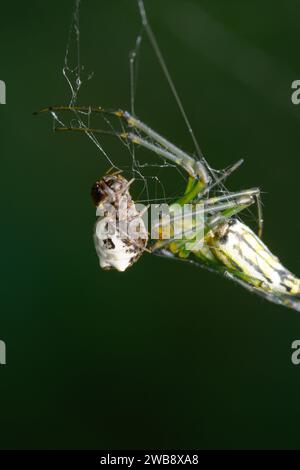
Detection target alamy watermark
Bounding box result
[0,80,6,104]
[0,340,6,365]
[291,80,300,105]
[96,197,206,251]
[291,340,300,365]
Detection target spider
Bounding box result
[36,103,300,312]
[34,0,300,312]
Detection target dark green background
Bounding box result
[1,0,300,450]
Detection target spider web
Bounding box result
[48,0,260,229]
[38,0,300,313]
[47,0,184,205]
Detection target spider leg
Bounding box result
[119,112,209,184]
[198,158,244,199]
[36,106,264,235]
[204,188,260,206]
[35,106,209,183]
[224,270,267,291]
[151,192,256,253]
[256,192,264,238]
[204,186,263,238]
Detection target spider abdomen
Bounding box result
[211,219,300,296]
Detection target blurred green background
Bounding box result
[1,0,300,450]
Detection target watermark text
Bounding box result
[0,80,6,104]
